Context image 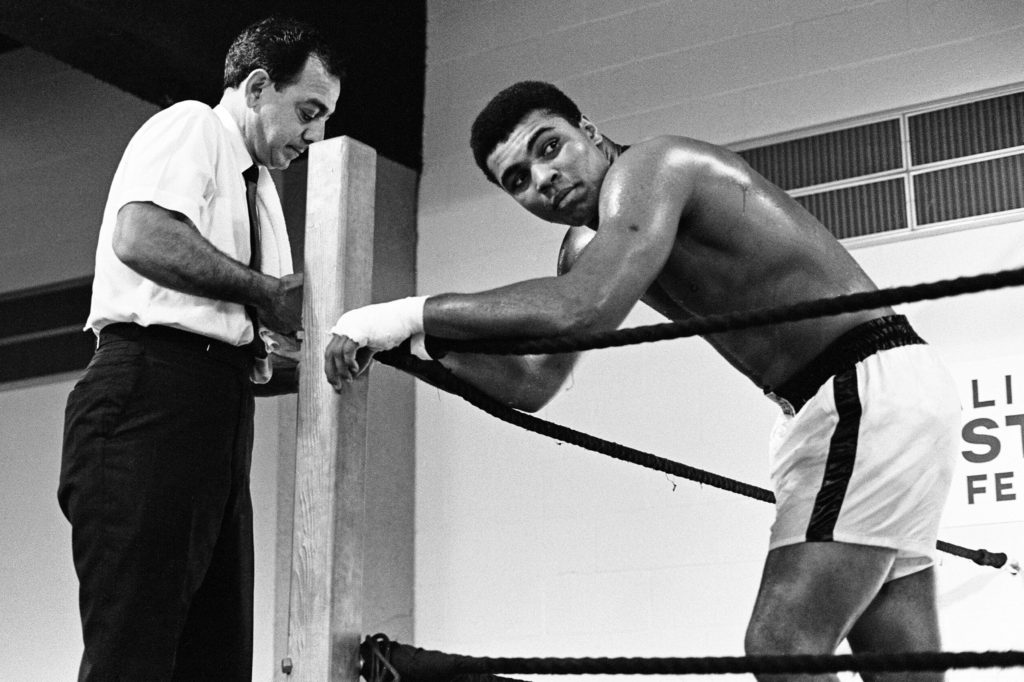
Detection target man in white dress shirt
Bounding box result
[59,16,343,681]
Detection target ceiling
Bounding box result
[0,0,426,170]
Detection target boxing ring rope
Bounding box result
[376,350,1010,571]
[363,265,1024,680]
[378,264,1024,571]
[427,265,1024,356]
[359,632,1024,680]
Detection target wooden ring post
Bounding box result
[286,136,377,681]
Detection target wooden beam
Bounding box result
[286,136,377,681]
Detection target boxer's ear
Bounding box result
[580,116,603,144]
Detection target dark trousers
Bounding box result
[59,324,256,681]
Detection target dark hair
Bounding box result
[223,16,345,91]
[470,81,583,185]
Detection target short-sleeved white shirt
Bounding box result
[87,101,288,347]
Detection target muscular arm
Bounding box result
[428,227,594,411]
[426,143,693,410]
[114,201,302,334]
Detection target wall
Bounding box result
[0,48,156,294]
[418,0,1024,677]
[0,48,157,677]
[5,2,1024,678]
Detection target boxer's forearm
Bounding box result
[423,279,592,341]
[438,351,579,413]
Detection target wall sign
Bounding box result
[943,356,1024,527]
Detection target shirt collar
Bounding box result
[213,103,259,176]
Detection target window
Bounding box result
[734,87,1024,242]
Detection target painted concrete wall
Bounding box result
[417,0,1024,676]
[0,48,156,294]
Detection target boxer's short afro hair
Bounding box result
[470,81,582,186]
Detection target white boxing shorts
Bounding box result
[764,315,959,581]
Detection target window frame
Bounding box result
[730,82,1024,248]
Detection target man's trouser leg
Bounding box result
[59,329,255,681]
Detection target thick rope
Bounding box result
[361,634,1024,679]
[377,352,773,503]
[428,265,1024,355]
[374,351,1008,570]
[379,265,1024,569]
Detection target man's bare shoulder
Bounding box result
[597,135,730,220]
[607,135,757,211]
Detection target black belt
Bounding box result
[99,322,254,371]
[765,315,925,415]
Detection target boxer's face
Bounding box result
[244,56,340,170]
[487,110,609,227]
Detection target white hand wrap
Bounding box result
[329,296,427,351]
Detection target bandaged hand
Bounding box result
[329,296,427,350]
[325,296,427,389]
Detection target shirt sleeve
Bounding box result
[112,102,221,232]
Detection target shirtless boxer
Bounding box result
[325,81,958,681]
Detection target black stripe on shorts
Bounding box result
[806,368,862,541]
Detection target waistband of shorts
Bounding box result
[765,315,925,414]
[99,322,254,370]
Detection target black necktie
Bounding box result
[243,166,267,358]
